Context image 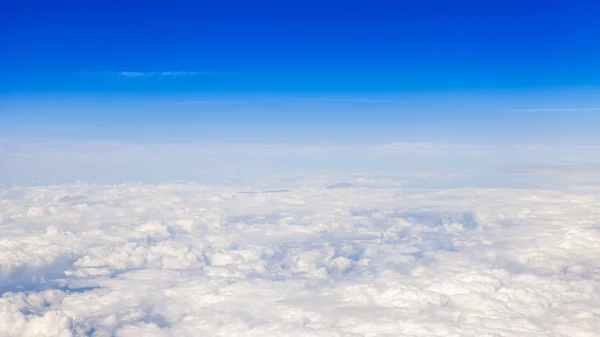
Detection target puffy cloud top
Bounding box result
[1,182,600,336]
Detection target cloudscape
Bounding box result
[2,1,600,336]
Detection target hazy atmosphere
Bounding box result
[2,1,600,336]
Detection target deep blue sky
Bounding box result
[2,0,600,144]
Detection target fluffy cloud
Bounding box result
[1,182,600,336]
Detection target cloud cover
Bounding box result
[3,140,600,188]
[1,181,600,336]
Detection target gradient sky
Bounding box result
[2,1,600,145]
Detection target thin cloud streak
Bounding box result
[292,98,395,102]
[509,107,600,113]
[169,100,227,105]
[372,142,489,155]
[501,165,600,176]
[119,71,227,77]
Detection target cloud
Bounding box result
[1,183,600,335]
[169,100,227,105]
[501,164,600,176]
[0,140,350,185]
[119,71,223,77]
[0,141,339,159]
[371,142,490,155]
[509,107,600,113]
[292,97,394,102]
[4,140,600,189]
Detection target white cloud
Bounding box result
[4,140,600,189]
[502,165,600,176]
[371,142,490,155]
[119,71,221,77]
[509,107,600,113]
[169,100,227,105]
[1,182,600,335]
[292,98,395,102]
[501,165,600,186]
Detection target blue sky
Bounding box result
[2,0,600,145]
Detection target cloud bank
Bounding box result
[2,140,600,189]
[1,181,599,336]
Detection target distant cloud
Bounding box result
[372,142,488,155]
[509,107,600,113]
[292,98,394,103]
[326,182,360,189]
[171,98,394,104]
[501,165,600,176]
[119,71,224,77]
[0,140,336,157]
[170,100,226,105]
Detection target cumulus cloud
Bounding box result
[1,182,600,336]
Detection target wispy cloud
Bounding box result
[509,107,600,113]
[169,100,227,105]
[0,140,337,157]
[292,98,394,103]
[372,142,489,155]
[119,71,225,77]
[501,165,600,176]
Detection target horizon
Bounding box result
[2,2,600,336]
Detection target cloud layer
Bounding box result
[2,140,600,191]
[1,182,600,336]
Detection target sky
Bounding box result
[2,1,600,185]
[2,1,600,143]
[3,3,600,335]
